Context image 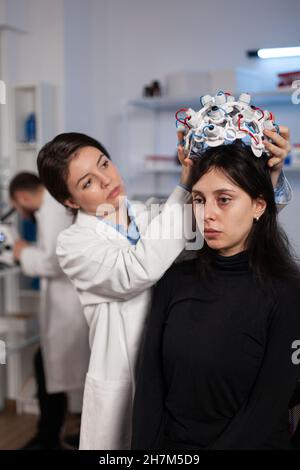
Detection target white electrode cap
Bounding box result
[201,94,213,107]
[238,93,251,105]
[226,95,235,103]
[215,94,226,105]
[243,107,256,120]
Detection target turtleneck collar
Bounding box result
[211,250,250,273]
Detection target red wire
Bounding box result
[175,108,187,126]
[175,108,191,129]
[252,105,265,121]
[184,116,191,129]
[238,114,259,145]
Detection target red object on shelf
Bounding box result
[145,155,176,161]
[144,154,179,171]
[277,70,300,87]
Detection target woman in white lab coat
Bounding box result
[36,129,291,450]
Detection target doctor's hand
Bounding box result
[177,130,195,190]
[13,239,29,261]
[264,125,291,188]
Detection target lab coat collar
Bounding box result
[75,199,145,243]
[96,198,140,245]
[76,210,100,228]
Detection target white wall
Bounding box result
[2,0,65,132]
[0,0,29,31]
[63,0,95,134]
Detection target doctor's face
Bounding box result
[192,168,266,257]
[65,146,126,215]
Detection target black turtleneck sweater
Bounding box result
[132,251,300,450]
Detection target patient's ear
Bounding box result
[253,196,267,219]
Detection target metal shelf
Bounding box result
[143,164,300,174]
[283,166,300,173]
[16,142,37,151]
[0,266,21,279]
[128,89,294,112]
[144,166,181,174]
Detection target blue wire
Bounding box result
[202,125,214,136]
[246,122,257,133]
[219,107,228,116]
[176,119,187,128]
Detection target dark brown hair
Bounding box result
[37,132,111,214]
[9,172,42,199]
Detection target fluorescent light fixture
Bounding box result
[258,47,300,58]
[247,47,300,59]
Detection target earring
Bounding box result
[254,216,260,223]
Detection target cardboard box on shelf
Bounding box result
[165,68,271,98]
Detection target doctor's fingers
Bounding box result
[264,127,291,153]
[177,130,194,167]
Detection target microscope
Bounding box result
[0,207,17,267]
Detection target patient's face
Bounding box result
[65,146,126,216]
[192,167,265,257]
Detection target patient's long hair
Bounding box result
[191,141,300,283]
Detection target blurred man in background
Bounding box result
[9,172,90,450]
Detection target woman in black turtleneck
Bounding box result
[131,142,300,450]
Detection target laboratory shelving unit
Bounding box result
[0,83,57,414]
[10,83,57,174]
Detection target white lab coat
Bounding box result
[20,190,90,394]
[56,186,192,449]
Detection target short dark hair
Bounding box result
[37,132,111,212]
[9,172,42,199]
